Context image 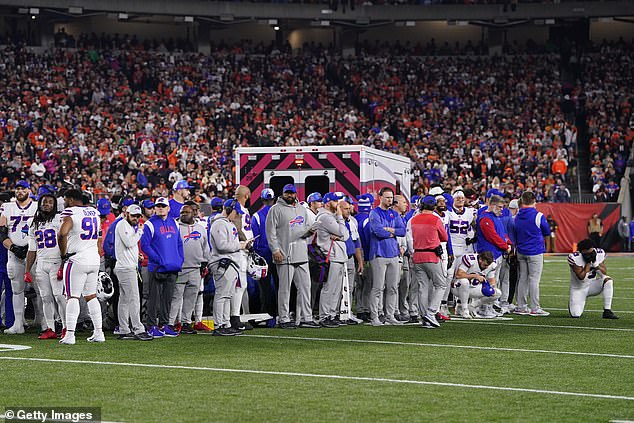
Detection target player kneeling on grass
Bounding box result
[568,239,618,319]
[451,251,501,319]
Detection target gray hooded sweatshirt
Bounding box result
[208,215,242,266]
[315,208,349,263]
[178,220,211,270]
[266,197,313,264]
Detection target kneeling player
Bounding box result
[568,239,618,319]
[451,251,501,319]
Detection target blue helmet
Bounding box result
[481,281,495,297]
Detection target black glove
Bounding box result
[9,244,28,259]
[466,236,476,246]
[447,255,454,270]
[582,250,597,264]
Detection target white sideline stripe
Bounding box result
[610,420,634,422]
[449,320,634,332]
[545,307,634,314]
[0,356,632,402]
[0,344,31,352]
[231,334,634,359]
[0,415,124,423]
[541,294,634,300]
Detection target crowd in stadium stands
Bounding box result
[0,36,631,204]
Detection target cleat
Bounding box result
[279,321,297,329]
[4,325,25,335]
[87,331,106,342]
[423,313,441,328]
[59,334,76,345]
[529,308,550,317]
[212,327,237,336]
[602,309,619,320]
[513,307,530,316]
[298,321,321,329]
[320,318,339,328]
[436,312,451,321]
[440,304,451,317]
[38,328,58,340]
[421,320,436,329]
[174,323,182,332]
[370,318,384,327]
[112,326,124,335]
[193,321,213,331]
[384,317,404,325]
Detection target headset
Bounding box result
[224,198,238,215]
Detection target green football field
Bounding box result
[1,257,633,423]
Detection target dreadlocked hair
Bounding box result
[32,194,58,230]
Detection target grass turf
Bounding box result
[1,257,633,422]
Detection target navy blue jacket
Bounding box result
[140,215,184,273]
[514,207,550,256]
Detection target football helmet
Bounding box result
[481,281,495,297]
[96,271,114,301]
[247,251,268,280]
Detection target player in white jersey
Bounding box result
[230,186,254,331]
[451,251,501,319]
[0,180,38,334]
[25,186,67,339]
[58,189,105,345]
[432,194,453,319]
[567,239,618,319]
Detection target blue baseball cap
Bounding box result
[15,180,30,189]
[486,188,502,199]
[261,188,275,200]
[97,198,111,216]
[224,199,244,215]
[323,192,343,203]
[422,195,437,207]
[37,185,56,197]
[306,192,323,203]
[410,195,420,206]
[210,197,224,207]
[173,180,194,191]
[142,199,155,209]
[283,184,296,193]
[120,197,135,208]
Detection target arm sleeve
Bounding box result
[393,215,406,237]
[369,210,392,239]
[479,217,508,250]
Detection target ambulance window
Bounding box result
[270,176,295,197]
[305,176,330,198]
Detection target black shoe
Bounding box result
[213,327,237,336]
[134,332,153,341]
[397,313,410,322]
[378,315,386,324]
[333,317,346,326]
[279,321,297,329]
[320,318,339,328]
[180,323,198,335]
[345,319,359,325]
[230,316,247,331]
[298,321,321,328]
[603,309,619,319]
[359,312,371,322]
[243,321,254,331]
[227,327,244,336]
[408,316,419,324]
[117,333,135,340]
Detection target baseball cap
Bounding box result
[224,198,244,214]
[429,186,444,197]
[422,195,437,207]
[261,188,275,200]
[127,204,142,216]
[410,195,420,206]
[173,180,194,191]
[508,199,519,209]
[210,197,224,207]
[323,192,343,203]
[283,184,296,193]
[306,192,323,203]
[37,185,56,197]
[155,197,169,207]
[120,197,135,208]
[486,188,502,199]
[15,180,30,189]
[142,199,155,209]
[96,198,111,216]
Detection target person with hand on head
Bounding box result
[113,204,152,341]
[140,196,184,338]
[266,184,319,329]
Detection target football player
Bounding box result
[0,180,38,334]
[58,189,105,344]
[452,251,501,319]
[25,186,66,339]
[568,239,618,319]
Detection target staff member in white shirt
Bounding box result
[114,204,152,341]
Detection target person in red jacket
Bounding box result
[406,196,448,329]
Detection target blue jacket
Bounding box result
[501,213,516,244]
[0,243,7,272]
[355,211,371,261]
[514,207,549,256]
[169,198,184,220]
[368,207,406,260]
[403,209,416,225]
[344,220,360,257]
[140,215,184,273]
[252,205,272,263]
[476,210,509,260]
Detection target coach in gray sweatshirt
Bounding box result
[169,203,211,334]
[266,184,319,329]
[315,193,349,326]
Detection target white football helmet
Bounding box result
[247,251,268,280]
[96,271,114,301]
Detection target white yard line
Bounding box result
[0,356,632,402]
[544,307,634,314]
[541,294,634,300]
[449,319,634,331]
[544,285,634,290]
[219,334,634,358]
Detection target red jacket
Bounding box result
[408,212,448,264]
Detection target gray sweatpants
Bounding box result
[411,261,446,316]
[277,262,312,324]
[370,256,400,321]
[114,267,144,334]
[398,257,418,316]
[320,261,345,321]
[355,262,373,314]
[169,269,200,325]
[211,262,238,328]
[517,253,544,311]
[146,271,177,327]
[498,257,511,305]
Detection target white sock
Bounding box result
[87,298,102,332]
[42,298,56,330]
[603,279,614,310]
[195,293,203,322]
[65,298,80,333]
[12,292,25,328]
